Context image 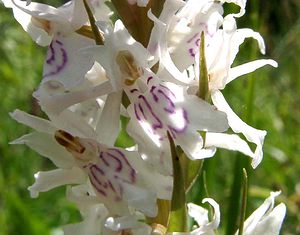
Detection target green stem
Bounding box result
[83,0,104,45]
[238,169,248,235]
[225,156,245,235]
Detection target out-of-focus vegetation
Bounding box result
[0,1,299,234]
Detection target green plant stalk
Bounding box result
[83,0,104,45]
[167,132,188,233]
[238,169,248,235]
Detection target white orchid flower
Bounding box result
[169,198,220,235]
[235,191,286,235]
[170,192,285,235]
[126,71,228,174]
[10,108,172,217]
[1,0,112,89]
[147,0,277,168]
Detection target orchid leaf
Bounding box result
[167,132,188,233]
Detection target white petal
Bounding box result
[42,33,94,90]
[63,204,109,235]
[48,109,97,139]
[227,59,278,85]
[199,198,220,232]
[9,0,67,20]
[28,167,86,198]
[171,198,220,235]
[185,95,229,133]
[2,0,56,45]
[122,182,158,217]
[237,192,285,235]
[105,215,143,231]
[10,132,75,168]
[176,131,216,160]
[96,91,122,146]
[147,9,191,83]
[66,185,101,215]
[10,109,55,134]
[205,132,254,158]
[36,80,113,114]
[211,90,266,168]
[249,203,286,235]
[125,151,173,200]
[147,0,184,58]
[187,203,209,226]
[70,0,88,30]
[208,17,267,90]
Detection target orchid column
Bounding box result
[2,0,286,234]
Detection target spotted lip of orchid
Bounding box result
[54,129,171,217]
[126,71,229,173]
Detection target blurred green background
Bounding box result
[0,0,299,234]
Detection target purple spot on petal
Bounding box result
[189,48,196,57]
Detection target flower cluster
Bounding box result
[3,0,286,234]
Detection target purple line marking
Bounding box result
[109,149,130,167]
[150,86,159,102]
[138,95,163,130]
[187,32,199,43]
[134,103,141,121]
[89,174,107,196]
[147,76,154,84]
[167,108,189,135]
[109,149,136,183]
[99,152,110,167]
[157,89,176,113]
[46,42,55,65]
[105,152,123,172]
[138,103,147,120]
[43,39,68,78]
[90,164,105,175]
[90,167,104,186]
[55,40,63,45]
[108,180,116,192]
[130,88,139,93]
[159,84,176,98]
